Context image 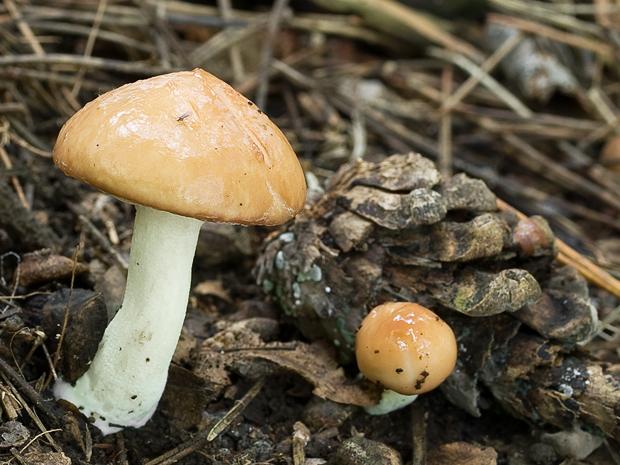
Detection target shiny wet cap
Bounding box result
[53,68,306,225]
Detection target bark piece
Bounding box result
[436,173,498,213]
[428,268,542,316]
[18,250,89,287]
[23,452,71,465]
[428,442,497,465]
[335,437,402,465]
[338,185,446,230]
[388,213,507,263]
[480,331,620,441]
[159,365,207,431]
[351,152,441,191]
[42,289,108,383]
[328,211,374,253]
[515,289,598,343]
[440,312,521,416]
[0,421,28,448]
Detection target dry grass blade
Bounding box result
[487,13,614,57]
[3,0,45,56]
[71,0,108,96]
[499,132,620,212]
[428,47,533,118]
[438,32,524,116]
[309,0,485,62]
[489,0,603,35]
[0,54,175,74]
[255,0,290,109]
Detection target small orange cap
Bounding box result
[355,302,457,395]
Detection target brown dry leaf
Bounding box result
[247,340,378,407]
[193,279,232,302]
[194,318,377,407]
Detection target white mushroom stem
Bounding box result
[53,205,203,435]
[365,390,418,416]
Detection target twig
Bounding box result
[235,44,324,95]
[218,0,245,84]
[52,245,80,371]
[206,377,265,441]
[10,447,28,465]
[292,422,310,465]
[134,0,195,67]
[9,131,52,158]
[0,357,60,428]
[40,342,58,384]
[2,378,61,452]
[19,428,63,455]
[190,14,269,69]
[587,87,620,124]
[531,1,620,14]
[27,21,157,54]
[287,15,404,50]
[5,116,51,153]
[0,118,29,210]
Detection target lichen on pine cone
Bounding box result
[254,153,598,363]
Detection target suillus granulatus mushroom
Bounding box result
[355,302,457,414]
[52,68,306,434]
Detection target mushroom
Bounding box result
[355,302,457,414]
[52,69,306,434]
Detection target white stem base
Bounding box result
[364,390,418,416]
[54,205,203,435]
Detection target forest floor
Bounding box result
[0,0,619,464]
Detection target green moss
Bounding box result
[336,316,356,348]
[453,286,473,311]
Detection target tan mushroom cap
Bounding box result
[355,302,457,395]
[53,68,306,225]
